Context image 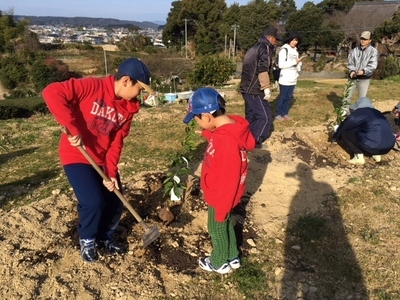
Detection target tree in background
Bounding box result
[162,1,184,49]
[285,3,324,52]
[162,0,289,55]
[317,0,356,14]
[373,11,400,78]
[163,0,229,55]
[219,3,241,55]
[187,55,236,88]
[117,34,152,52]
[278,0,298,24]
[374,11,400,55]
[0,12,83,97]
[286,2,344,63]
[0,10,28,53]
[0,55,27,90]
[318,21,345,53]
[30,56,77,93]
[236,0,281,51]
[180,0,228,55]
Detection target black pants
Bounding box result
[242,93,272,144]
[340,131,362,154]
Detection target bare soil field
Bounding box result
[1,111,399,299]
[1,76,399,299]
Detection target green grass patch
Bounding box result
[229,258,271,298]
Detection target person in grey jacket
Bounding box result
[240,27,280,148]
[344,31,379,105]
[333,97,394,165]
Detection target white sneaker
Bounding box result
[228,257,241,269]
[199,257,231,274]
[348,153,365,165]
[372,155,381,162]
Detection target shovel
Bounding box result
[64,129,160,247]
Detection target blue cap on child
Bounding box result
[118,58,154,94]
[183,87,221,124]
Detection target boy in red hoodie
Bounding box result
[42,58,154,263]
[183,87,255,274]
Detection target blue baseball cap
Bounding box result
[183,87,221,124]
[117,58,154,94]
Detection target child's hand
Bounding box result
[67,134,83,147]
[103,177,119,192]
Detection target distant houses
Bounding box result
[29,24,163,46]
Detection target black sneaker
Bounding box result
[97,239,123,254]
[79,238,98,263]
[255,143,267,150]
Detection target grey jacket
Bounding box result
[347,45,379,79]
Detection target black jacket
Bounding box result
[333,107,395,154]
[240,36,274,95]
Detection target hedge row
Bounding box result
[0,97,49,119]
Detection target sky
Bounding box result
[0,0,319,23]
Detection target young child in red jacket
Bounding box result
[183,87,256,274]
[42,58,154,263]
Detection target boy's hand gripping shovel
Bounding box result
[64,128,160,247]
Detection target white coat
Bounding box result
[278,44,300,86]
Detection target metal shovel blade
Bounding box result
[142,224,161,248]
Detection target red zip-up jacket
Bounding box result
[200,115,255,222]
[42,76,140,178]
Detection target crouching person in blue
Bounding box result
[333,97,395,165]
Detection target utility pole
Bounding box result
[231,25,239,58]
[103,48,108,75]
[224,34,227,56]
[184,18,188,59]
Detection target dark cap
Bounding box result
[263,27,281,41]
[183,87,222,124]
[284,30,302,45]
[117,58,154,94]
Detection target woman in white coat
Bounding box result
[275,31,305,121]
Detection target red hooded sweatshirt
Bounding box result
[200,115,255,222]
[42,76,140,178]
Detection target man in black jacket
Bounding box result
[333,97,395,165]
[240,27,280,148]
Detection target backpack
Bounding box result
[272,48,288,81]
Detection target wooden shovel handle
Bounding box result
[62,127,145,225]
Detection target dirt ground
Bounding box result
[0,95,398,299]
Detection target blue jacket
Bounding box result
[240,36,274,95]
[334,107,395,154]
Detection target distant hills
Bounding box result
[14,15,164,30]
